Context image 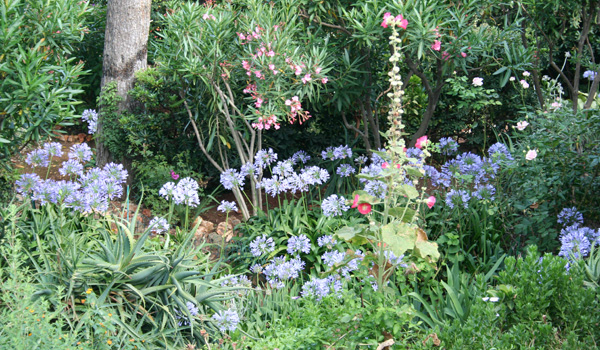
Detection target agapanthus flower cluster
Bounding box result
[254,148,277,168]
[81,109,98,134]
[336,164,356,177]
[292,150,311,164]
[211,308,240,332]
[557,209,599,262]
[301,275,342,301]
[557,207,584,228]
[176,301,199,327]
[583,70,598,81]
[220,169,245,190]
[217,200,238,213]
[25,148,51,168]
[68,143,93,163]
[317,235,336,248]
[148,216,169,234]
[262,256,305,288]
[445,189,471,209]
[321,145,353,161]
[488,142,514,162]
[249,235,275,257]
[287,234,311,255]
[321,194,350,217]
[220,274,252,296]
[439,137,459,156]
[161,177,200,207]
[17,150,128,213]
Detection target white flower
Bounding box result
[509,76,516,82]
[523,71,531,77]
[516,121,529,130]
[520,80,530,89]
[472,77,483,86]
[525,149,538,161]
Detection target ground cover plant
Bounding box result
[1,0,600,349]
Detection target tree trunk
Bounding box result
[97,0,151,167]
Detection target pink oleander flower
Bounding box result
[431,40,441,51]
[520,80,529,89]
[395,14,408,29]
[381,12,392,28]
[516,121,529,130]
[442,51,450,61]
[426,196,436,209]
[415,135,429,149]
[461,52,467,58]
[525,149,538,160]
[301,74,312,84]
[321,77,328,84]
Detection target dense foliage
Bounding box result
[1,0,599,349]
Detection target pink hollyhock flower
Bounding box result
[357,202,372,215]
[525,149,537,160]
[395,164,401,169]
[170,170,179,180]
[351,194,359,208]
[382,162,389,169]
[426,196,436,209]
[431,40,441,51]
[415,135,429,149]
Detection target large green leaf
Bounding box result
[381,222,417,257]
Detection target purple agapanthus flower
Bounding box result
[336,164,355,177]
[69,143,93,163]
[25,149,50,168]
[287,234,311,255]
[445,189,471,209]
[249,235,275,257]
[321,194,350,217]
[439,137,459,156]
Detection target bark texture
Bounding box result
[97,0,151,167]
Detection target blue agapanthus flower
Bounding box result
[217,200,238,213]
[439,137,459,156]
[445,189,471,209]
[255,148,277,168]
[43,142,63,158]
[292,150,311,164]
[488,142,513,162]
[69,143,93,163]
[149,216,169,234]
[302,275,342,301]
[557,207,584,228]
[212,308,239,332]
[287,234,311,255]
[336,164,356,177]
[249,235,275,257]
[220,169,245,190]
[321,194,350,217]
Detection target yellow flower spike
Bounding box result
[107,340,112,345]
[86,288,92,294]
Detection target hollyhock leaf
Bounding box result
[400,184,419,199]
[381,223,417,257]
[388,207,416,223]
[415,240,440,262]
